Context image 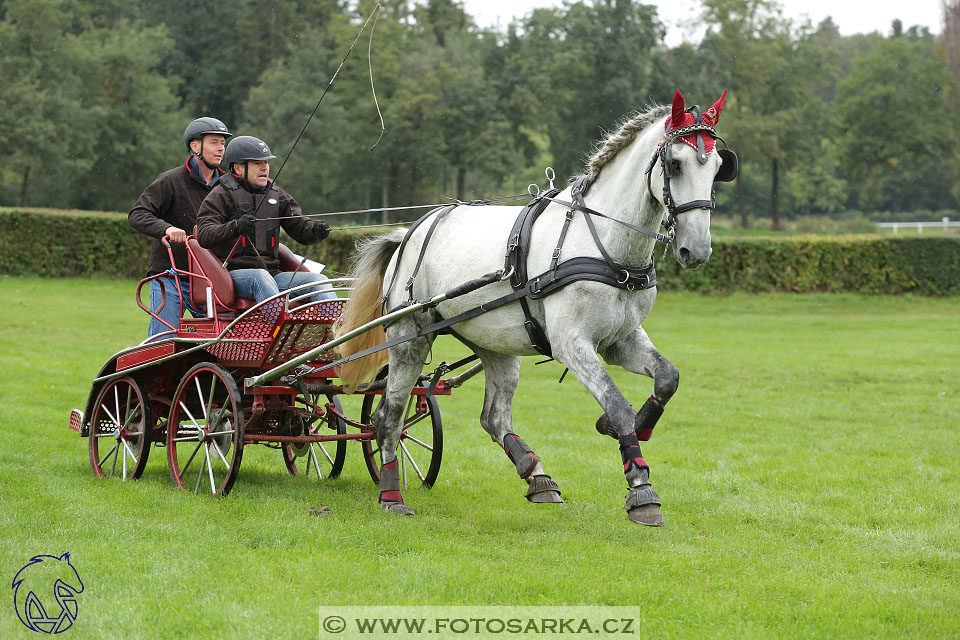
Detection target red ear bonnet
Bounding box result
[667,90,685,132]
[664,89,728,154]
[703,89,727,126]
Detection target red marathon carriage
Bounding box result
[67,236,476,496]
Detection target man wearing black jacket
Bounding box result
[129,117,231,337]
[196,135,335,308]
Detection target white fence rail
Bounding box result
[876,217,960,234]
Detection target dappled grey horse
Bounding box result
[337,90,737,525]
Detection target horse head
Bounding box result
[649,89,737,269]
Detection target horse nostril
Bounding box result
[678,247,691,262]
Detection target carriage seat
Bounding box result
[187,236,309,314]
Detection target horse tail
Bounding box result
[334,229,406,390]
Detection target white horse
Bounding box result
[336,90,736,525]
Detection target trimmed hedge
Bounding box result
[0,208,360,279]
[655,235,960,295]
[2,208,959,295]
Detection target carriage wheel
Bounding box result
[281,394,347,479]
[360,369,443,488]
[89,376,152,481]
[167,363,245,496]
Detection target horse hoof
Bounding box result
[526,474,563,503]
[380,501,415,516]
[627,504,664,526]
[595,413,618,439]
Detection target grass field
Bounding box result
[1,277,958,638]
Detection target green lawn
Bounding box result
[1,277,958,638]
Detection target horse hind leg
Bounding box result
[373,330,435,516]
[469,345,562,504]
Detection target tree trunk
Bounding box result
[19,165,30,207]
[456,166,467,202]
[737,172,748,229]
[771,157,781,230]
[862,162,877,216]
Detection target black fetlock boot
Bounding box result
[619,433,663,526]
[502,434,562,503]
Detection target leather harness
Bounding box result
[301,112,737,376]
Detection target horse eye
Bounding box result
[670,159,681,174]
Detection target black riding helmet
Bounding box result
[183,117,231,149]
[223,135,277,177]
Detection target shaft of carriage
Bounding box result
[245,269,502,387]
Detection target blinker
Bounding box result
[715,149,738,182]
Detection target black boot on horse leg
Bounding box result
[619,433,663,526]
[379,455,415,515]
[597,338,680,442]
[596,395,665,441]
[502,433,562,503]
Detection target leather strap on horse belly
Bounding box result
[502,180,658,357]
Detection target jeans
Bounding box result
[148,276,199,338]
[230,269,338,307]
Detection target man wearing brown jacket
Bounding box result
[129,117,231,337]
[196,135,335,308]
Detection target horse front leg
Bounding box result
[552,336,664,526]
[467,344,562,503]
[598,325,679,442]
[373,328,434,516]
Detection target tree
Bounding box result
[837,34,953,213]
[698,0,831,229]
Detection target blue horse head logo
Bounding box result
[12,553,84,634]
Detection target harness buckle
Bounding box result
[404,276,415,291]
[618,270,631,285]
[552,247,562,260]
[530,277,542,294]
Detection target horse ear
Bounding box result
[670,90,685,130]
[704,89,728,126]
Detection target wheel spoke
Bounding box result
[205,444,216,494]
[194,447,206,494]
[403,410,431,429]
[195,376,207,422]
[97,443,119,469]
[402,434,433,451]
[124,385,133,424]
[205,375,219,426]
[122,439,128,479]
[316,442,335,466]
[178,401,203,432]
[308,444,323,479]
[180,440,204,476]
[211,439,230,467]
[399,440,426,483]
[110,440,120,476]
[113,385,121,431]
[101,404,120,430]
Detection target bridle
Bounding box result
[644,106,738,239]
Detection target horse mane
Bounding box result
[577,104,670,183]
